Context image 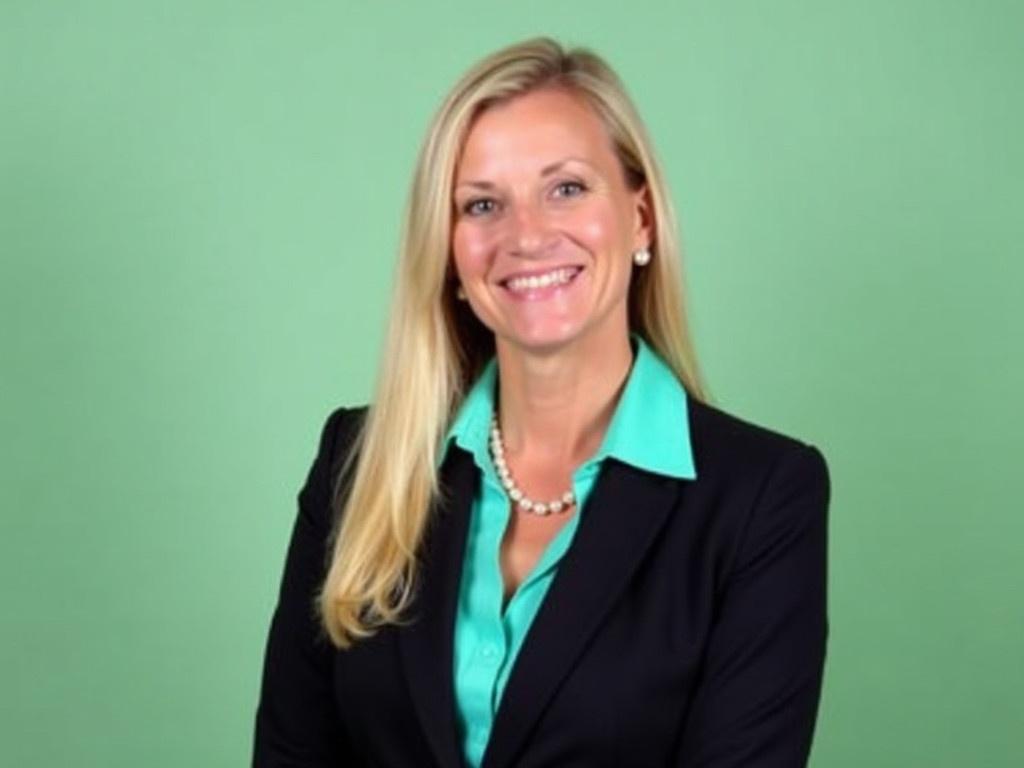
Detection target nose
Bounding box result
[506,200,556,258]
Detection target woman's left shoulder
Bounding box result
[685,397,829,490]
[682,400,831,581]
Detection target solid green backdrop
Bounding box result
[1,2,1020,766]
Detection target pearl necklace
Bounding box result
[489,413,576,516]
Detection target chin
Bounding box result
[500,318,589,355]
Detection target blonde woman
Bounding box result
[254,37,830,768]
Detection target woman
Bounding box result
[254,37,830,768]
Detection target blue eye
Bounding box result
[463,198,496,216]
[554,180,586,198]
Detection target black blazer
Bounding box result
[254,398,830,768]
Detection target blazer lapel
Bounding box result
[397,448,477,768]
[481,460,684,768]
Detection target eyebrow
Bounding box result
[454,157,595,192]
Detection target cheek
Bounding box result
[569,201,627,252]
[578,218,612,248]
[451,224,493,279]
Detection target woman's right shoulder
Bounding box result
[296,405,370,534]
[314,404,369,477]
[317,404,369,446]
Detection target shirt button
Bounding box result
[480,644,497,659]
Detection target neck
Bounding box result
[494,326,635,467]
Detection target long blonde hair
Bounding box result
[318,37,709,648]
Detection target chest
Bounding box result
[331,515,715,768]
[498,503,576,605]
[328,456,747,767]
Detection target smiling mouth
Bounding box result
[499,266,584,295]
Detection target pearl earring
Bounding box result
[456,285,467,300]
[632,248,651,266]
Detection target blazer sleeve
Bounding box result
[674,442,831,767]
[252,406,357,767]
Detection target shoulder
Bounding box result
[291,405,371,537]
[686,397,829,499]
[313,404,369,479]
[683,398,831,584]
[316,404,369,454]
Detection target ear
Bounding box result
[630,183,654,251]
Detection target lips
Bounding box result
[499,265,584,294]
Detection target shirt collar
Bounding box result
[442,334,696,480]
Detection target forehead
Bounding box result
[455,88,618,179]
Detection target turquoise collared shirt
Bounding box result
[441,335,697,767]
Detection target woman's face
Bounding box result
[450,87,651,356]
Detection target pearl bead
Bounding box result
[489,413,575,516]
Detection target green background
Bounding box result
[2,2,1021,765]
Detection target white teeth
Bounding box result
[505,267,579,293]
